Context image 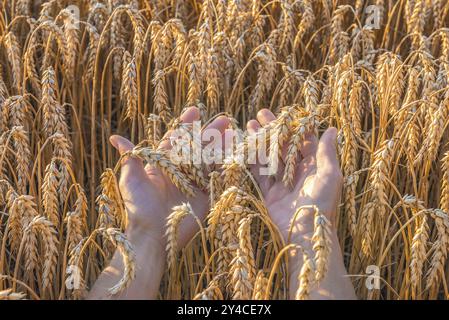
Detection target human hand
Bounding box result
[110,107,230,248]
[89,107,231,299]
[246,109,342,245]
[246,109,355,299]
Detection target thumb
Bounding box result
[316,127,341,178]
[110,135,147,184]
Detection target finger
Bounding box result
[245,119,274,193]
[202,115,231,161]
[257,109,276,126]
[316,127,340,178]
[158,106,201,150]
[246,119,261,134]
[256,108,285,162]
[110,135,147,184]
[246,119,261,166]
[299,133,318,159]
[204,115,231,133]
[287,133,318,187]
[255,109,287,181]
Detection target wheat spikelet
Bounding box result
[0,178,10,206]
[21,215,59,289]
[329,6,350,64]
[99,169,123,228]
[388,58,404,115]
[0,72,8,129]
[268,106,295,175]
[2,95,30,131]
[186,52,202,106]
[14,0,30,16]
[375,53,403,126]
[167,118,207,190]
[131,147,194,196]
[65,210,84,256]
[42,67,70,138]
[410,0,425,48]
[278,64,303,111]
[311,207,332,282]
[67,238,87,298]
[405,0,416,24]
[23,35,41,97]
[419,48,439,132]
[359,140,394,256]
[359,201,375,257]
[216,205,246,277]
[87,2,109,32]
[97,193,114,229]
[3,31,22,92]
[295,250,315,300]
[368,140,394,216]
[283,114,317,186]
[120,51,138,122]
[40,20,71,73]
[440,152,449,213]
[50,133,72,203]
[206,47,219,116]
[7,195,36,251]
[74,187,88,218]
[252,270,269,300]
[426,209,449,291]
[410,212,429,294]
[360,27,376,65]
[230,217,256,300]
[293,0,314,51]
[153,70,171,124]
[146,113,161,147]
[58,9,80,82]
[415,93,449,166]
[165,203,193,272]
[42,159,60,228]
[344,80,363,236]
[278,0,295,55]
[248,42,277,116]
[102,228,136,295]
[110,5,127,79]
[194,277,223,300]
[207,188,256,279]
[38,0,57,22]
[126,6,146,65]
[302,75,319,114]
[168,19,186,66]
[10,127,31,194]
[84,23,100,81]
[222,160,244,189]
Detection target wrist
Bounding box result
[126,222,166,255]
[286,207,337,243]
[286,229,339,274]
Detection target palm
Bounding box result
[264,155,318,239]
[264,157,341,241]
[247,109,342,243]
[110,107,230,247]
[118,163,209,243]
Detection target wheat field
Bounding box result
[0,0,448,300]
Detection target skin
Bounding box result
[88,107,356,300]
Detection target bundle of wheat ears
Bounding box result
[0,0,448,300]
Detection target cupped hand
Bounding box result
[246,109,343,245]
[110,107,230,247]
